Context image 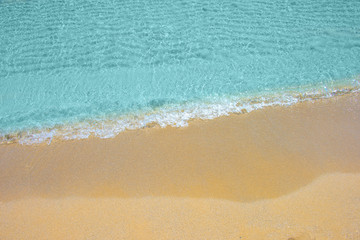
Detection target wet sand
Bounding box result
[1,93,360,239]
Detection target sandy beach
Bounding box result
[1,92,360,240]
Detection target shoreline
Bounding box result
[1,92,360,239]
[1,80,359,145]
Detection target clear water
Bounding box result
[1,0,360,143]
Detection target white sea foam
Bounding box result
[0,83,359,145]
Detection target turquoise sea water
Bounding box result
[1,0,360,144]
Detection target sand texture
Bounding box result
[1,93,360,240]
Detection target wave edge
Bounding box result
[1,82,359,145]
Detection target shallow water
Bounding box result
[1,0,360,143]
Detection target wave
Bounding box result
[1,79,359,145]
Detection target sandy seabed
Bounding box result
[1,93,360,240]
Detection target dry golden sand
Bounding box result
[1,93,360,240]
